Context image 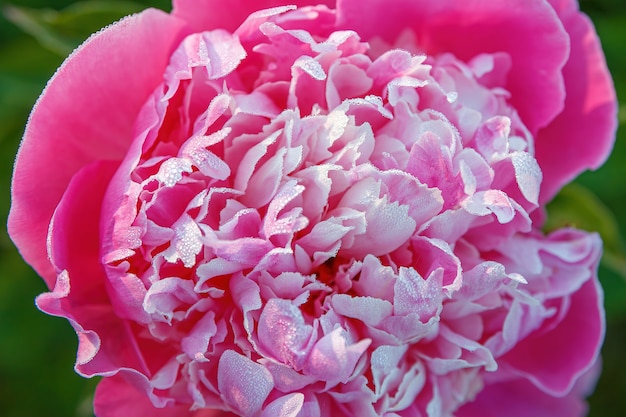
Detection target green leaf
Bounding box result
[3,1,146,56]
[545,182,626,280]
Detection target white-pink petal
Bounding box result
[218,350,274,416]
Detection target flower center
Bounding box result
[99,13,542,413]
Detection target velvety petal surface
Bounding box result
[8,9,187,286]
[501,279,605,396]
[173,0,335,33]
[95,376,228,417]
[336,0,570,134]
[536,0,617,201]
[35,160,172,387]
[36,160,116,368]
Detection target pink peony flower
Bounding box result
[9,1,616,416]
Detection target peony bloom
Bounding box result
[9,0,616,416]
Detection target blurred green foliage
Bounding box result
[3,1,149,55]
[0,1,624,416]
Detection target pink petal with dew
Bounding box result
[461,190,515,224]
[38,272,181,407]
[35,271,101,368]
[39,161,191,402]
[36,161,125,370]
[229,272,263,337]
[262,360,316,392]
[181,311,218,359]
[258,298,314,367]
[331,294,393,327]
[260,393,305,417]
[336,0,569,133]
[377,169,444,228]
[337,177,417,258]
[406,131,460,210]
[393,267,443,321]
[164,31,247,101]
[370,344,407,396]
[8,9,187,285]
[351,255,397,301]
[46,161,117,303]
[457,261,524,303]
[410,237,462,290]
[103,265,150,324]
[143,277,199,323]
[217,350,274,416]
[176,30,246,79]
[510,151,543,206]
[304,327,371,385]
[536,0,617,202]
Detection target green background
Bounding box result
[0,0,624,416]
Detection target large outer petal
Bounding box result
[500,278,605,396]
[94,376,228,417]
[39,160,187,410]
[336,0,570,134]
[172,0,335,32]
[536,0,617,202]
[455,378,587,417]
[8,9,187,286]
[35,162,116,371]
[36,160,169,378]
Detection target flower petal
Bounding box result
[8,9,187,284]
[337,0,569,133]
[501,278,605,396]
[94,376,222,417]
[173,0,335,33]
[218,350,274,416]
[456,377,587,417]
[536,0,617,202]
[260,393,305,417]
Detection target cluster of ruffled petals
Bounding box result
[35,6,597,416]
